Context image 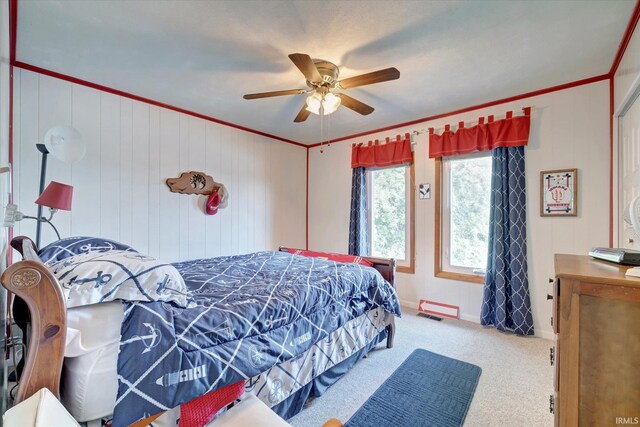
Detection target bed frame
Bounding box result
[0,237,397,410]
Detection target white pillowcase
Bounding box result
[47,250,188,308]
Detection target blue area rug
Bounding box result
[345,349,481,427]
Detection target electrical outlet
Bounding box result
[2,204,18,227]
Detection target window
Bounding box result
[368,162,415,273]
[435,153,492,283]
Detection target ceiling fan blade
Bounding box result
[288,53,323,83]
[294,103,311,123]
[336,93,374,115]
[243,89,307,99]
[337,67,400,89]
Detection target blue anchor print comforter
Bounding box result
[113,251,400,426]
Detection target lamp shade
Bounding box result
[44,125,86,163]
[35,181,73,211]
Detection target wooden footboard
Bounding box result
[1,236,66,403]
[361,254,396,349]
[278,247,397,349]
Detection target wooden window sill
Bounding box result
[435,271,484,284]
[397,265,414,274]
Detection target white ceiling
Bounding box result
[16,0,636,145]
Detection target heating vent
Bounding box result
[417,299,460,319]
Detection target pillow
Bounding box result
[38,236,138,263]
[46,250,188,308]
[287,249,374,267]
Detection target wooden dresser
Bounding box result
[553,255,640,426]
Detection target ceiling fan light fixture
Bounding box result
[305,92,322,114]
[323,92,341,115]
[243,53,397,122]
[305,92,341,116]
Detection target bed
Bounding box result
[2,236,400,426]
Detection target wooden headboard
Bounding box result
[278,247,396,288]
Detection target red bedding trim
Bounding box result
[287,249,374,267]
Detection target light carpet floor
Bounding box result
[288,307,554,427]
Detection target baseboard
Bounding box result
[400,299,480,323]
[399,298,555,340]
[536,329,555,341]
[459,313,480,323]
[399,298,418,310]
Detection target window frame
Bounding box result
[434,154,490,284]
[366,155,415,274]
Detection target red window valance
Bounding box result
[351,133,412,168]
[428,107,531,158]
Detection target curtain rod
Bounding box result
[427,106,532,134]
[411,106,532,137]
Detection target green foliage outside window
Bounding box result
[370,167,406,260]
[449,156,492,270]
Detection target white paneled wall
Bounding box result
[309,81,610,339]
[13,69,306,261]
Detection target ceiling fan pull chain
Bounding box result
[320,100,325,154]
[328,113,331,148]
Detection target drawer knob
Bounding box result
[549,395,554,414]
[547,294,553,300]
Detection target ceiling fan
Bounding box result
[243,53,400,123]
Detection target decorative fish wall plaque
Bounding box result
[166,171,228,215]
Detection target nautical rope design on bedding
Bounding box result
[114,251,400,427]
[38,236,139,263]
[146,308,389,426]
[248,306,390,408]
[47,250,188,308]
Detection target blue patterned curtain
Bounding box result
[481,146,534,336]
[348,167,369,256]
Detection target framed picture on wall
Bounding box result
[540,168,578,216]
